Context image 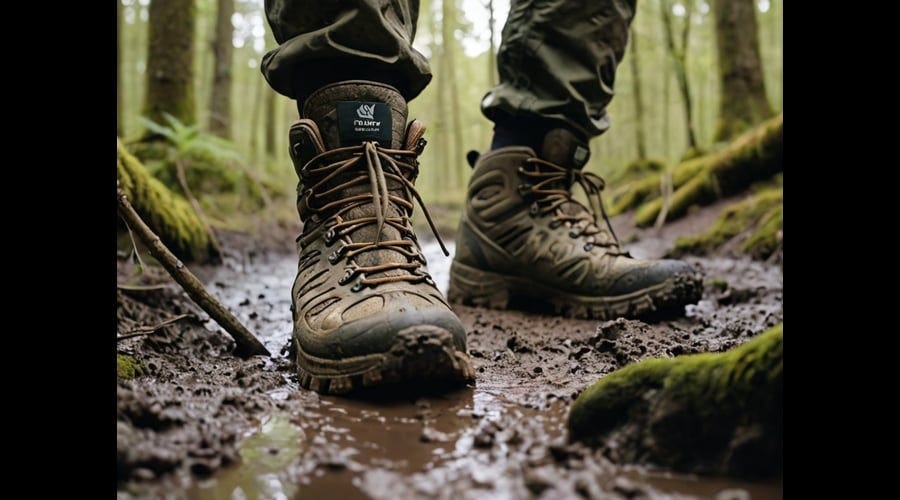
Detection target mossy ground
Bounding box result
[568,324,783,478]
[671,184,783,259]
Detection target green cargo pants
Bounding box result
[261,0,635,138]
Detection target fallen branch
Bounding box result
[116,183,270,358]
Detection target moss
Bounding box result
[117,354,143,380]
[568,325,783,478]
[710,277,729,290]
[680,146,706,162]
[633,171,717,226]
[117,138,219,262]
[624,158,665,177]
[608,175,660,216]
[742,206,782,258]
[671,187,782,259]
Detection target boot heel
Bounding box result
[448,260,510,309]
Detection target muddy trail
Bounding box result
[117,206,783,499]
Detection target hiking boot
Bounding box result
[288,80,473,394]
[449,129,702,319]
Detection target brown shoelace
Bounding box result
[518,157,624,253]
[298,141,447,290]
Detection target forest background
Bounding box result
[117,0,783,219]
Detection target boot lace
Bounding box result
[518,157,626,254]
[298,141,448,291]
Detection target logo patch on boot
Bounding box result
[337,101,392,147]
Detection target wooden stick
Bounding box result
[118,313,195,340]
[116,184,270,358]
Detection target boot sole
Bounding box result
[448,260,703,320]
[295,325,475,395]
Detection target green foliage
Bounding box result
[569,324,783,477]
[136,114,272,212]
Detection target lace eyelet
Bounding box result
[324,228,337,246]
[327,245,345,264]
[338,268,355,286]
[517,184,531,197]
[569,230,580,239]
[549,220,562,229]
[351,280,364,292]
[419,271,435,286]
[583,242,594,251]
[529,203,540,217]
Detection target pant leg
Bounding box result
[261,0,430,103]
[482,0,637,139]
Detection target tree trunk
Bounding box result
[487,0,497,87]
[248,75,265,166]
[117,0,124,136]
[628,33,647,161]
[441,0,464,189]
[264,89,277,160]
[711,0,772,142]
[660,0,698,152]
[208,0,234,138]
[144,0,195,128]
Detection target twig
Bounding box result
[125,220,146,272]
[117,283,172,291]
[654,169,673,232]
[116,183,270,358]
[174,158,222,255]
[117,313,195,340]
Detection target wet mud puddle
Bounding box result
[175,241,782,499]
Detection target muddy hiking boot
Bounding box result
[449,129,703,319]
[288,80,474,394]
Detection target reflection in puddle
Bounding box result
[190,416,303,499]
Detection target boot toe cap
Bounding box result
[297,291,467,360]
[608,259,698,296]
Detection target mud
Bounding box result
[117,205,783,499]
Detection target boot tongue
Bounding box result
[537,129,599,223]
[302,80,408,150]
[301,81,417,284]
[538,128,591,170]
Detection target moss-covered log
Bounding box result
[117,139,219,262]
[568,325,783,478]
[608,113,782,226]
[671,186,782,259]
